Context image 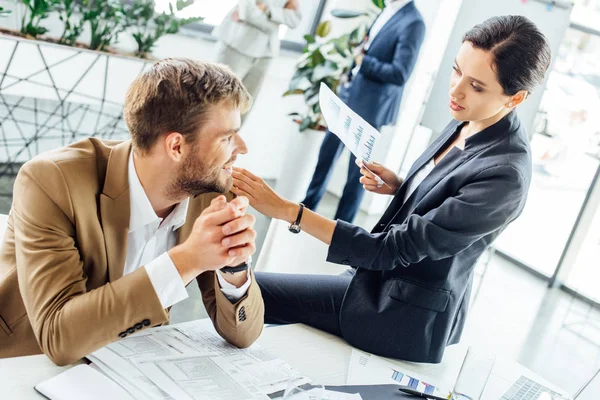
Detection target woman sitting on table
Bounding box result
[232,15,551,363]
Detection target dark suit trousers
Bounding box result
[302,130,366,223]
[255,270,354,336]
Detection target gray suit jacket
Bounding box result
[213,0,301,58]
[327,111,532,363]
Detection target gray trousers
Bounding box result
[214,42,272,122]
[254,268,357,337]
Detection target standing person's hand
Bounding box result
[356,160,403,195]
[256,2,267,12]
[231,167,297,222]
[231,8,240,21]
[169,195,256,285]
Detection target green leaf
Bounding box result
[315,20,331,38]
[303,34,316,44]
[310,49,326,66]
[312,102,321,115]
[333,40,347,58]
[299,117,312,132]
[312,63,337,82]
[372,0,385,9]
[288,75,312,92]
[331,9,366,18]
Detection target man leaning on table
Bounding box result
[0,58,264,365]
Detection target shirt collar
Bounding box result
[464,110,522,152]
[128,152,189,233]
[384,0,412,11]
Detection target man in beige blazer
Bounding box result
[0,58,264,365]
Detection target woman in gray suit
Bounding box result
[231,16,551,363]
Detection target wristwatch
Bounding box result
[221,255,252,274]
[289,203,305,234]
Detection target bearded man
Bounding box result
[0,58,264,365]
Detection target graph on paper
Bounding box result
[319,83,381,164]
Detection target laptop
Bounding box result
[501,367,599,400]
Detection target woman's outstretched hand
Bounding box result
[232,167,297,222]
[357,159,403,195]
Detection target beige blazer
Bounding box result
[213,0,301,58]
[0,139,264,365]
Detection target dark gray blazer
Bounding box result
[327,111,532,363]
[340,1,425,129]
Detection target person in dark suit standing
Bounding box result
[301,0,426,223]
[232,16,552,363]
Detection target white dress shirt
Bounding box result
[125,153,252,309]
[403,159,436,204]
[364,0,412,51]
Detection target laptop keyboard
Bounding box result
[502,376,562,400]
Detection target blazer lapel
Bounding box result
[372,120,462,231]
[404,120,462,183]
[99,141,132,282]
[403,146,473,208]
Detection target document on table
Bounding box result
[285,388,363,400]
[347,349,451,398]
[87,319,310,400]
[136,355,268,400]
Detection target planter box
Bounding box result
[275,127,325,203]
[0,34,151,174]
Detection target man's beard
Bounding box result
[167,151,232,199]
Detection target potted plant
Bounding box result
[123,0,202,59]
[276,3,381,201]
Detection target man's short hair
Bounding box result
[123,58,252,153]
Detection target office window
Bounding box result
[566,203,600,303]
[494,28,600,277]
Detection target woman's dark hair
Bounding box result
[463,15,551,95]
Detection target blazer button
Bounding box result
[142,319,150,326]
[135,323,144,330]
[127,327,135,335]
[118,331,127,338]
[342,260,350,265]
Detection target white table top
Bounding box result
[0,323,567,400]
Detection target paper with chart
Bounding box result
[347,349,451,399]
[318,83,389,188]
[87,319,310,400]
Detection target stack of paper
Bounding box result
[86,319,310,400]
[285,388,363,400]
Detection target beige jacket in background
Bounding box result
[213,0,302,58]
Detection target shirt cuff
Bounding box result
[145,252,189,309]
[216,269,252,303]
